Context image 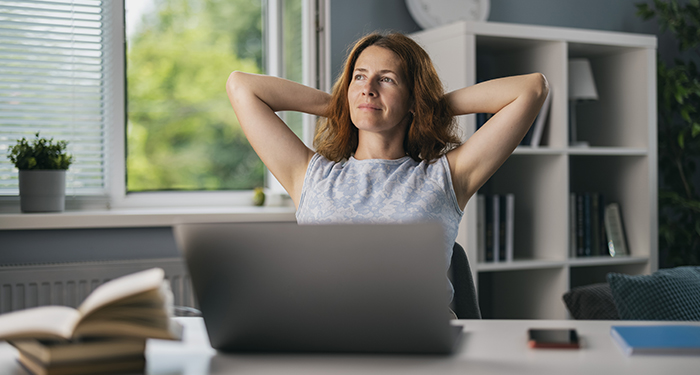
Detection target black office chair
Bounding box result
[448,243,482,319]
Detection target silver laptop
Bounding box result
[173,221,462,354]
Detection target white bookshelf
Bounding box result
[411,21,657,319]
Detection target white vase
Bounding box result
[18,170,66,213]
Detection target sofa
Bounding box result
[563,266,700,320]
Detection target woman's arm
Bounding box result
[226,72,330,207]
[445,73,549,209]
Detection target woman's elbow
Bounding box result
[529,72,549,101]
[226,71,250,102]
[226,71,243,92]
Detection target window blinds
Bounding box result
[0,0,109,196]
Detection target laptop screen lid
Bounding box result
[174,221,459,354]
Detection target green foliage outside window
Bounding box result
[126,0,265,191]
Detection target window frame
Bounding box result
[106,0,328,209]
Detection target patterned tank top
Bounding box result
[296,153,464,296]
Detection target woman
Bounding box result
[226,32,548,305]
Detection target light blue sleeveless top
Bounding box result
[296,153,464,297]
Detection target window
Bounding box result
[0,0,112,196]
[0,0,326,208]
[125,0,305,193]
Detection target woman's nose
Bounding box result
[361,81,377,97]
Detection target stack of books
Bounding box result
[477,193,515,263]
[0,268,182,375]
[569,193,629,258]
[11,338,146,375]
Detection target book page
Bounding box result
[78,268,165,316]
[0,306,80,340]
[75,317,183,340]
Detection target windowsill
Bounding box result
[0,205,297,230]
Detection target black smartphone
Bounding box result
[527,328,580,349]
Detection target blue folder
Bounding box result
[611,325,700,356]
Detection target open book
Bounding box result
[0,268,182,341]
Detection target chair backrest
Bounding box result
[448,243,481,319]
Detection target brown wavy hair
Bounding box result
[314,32,460,162]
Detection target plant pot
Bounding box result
[18,170,66,213]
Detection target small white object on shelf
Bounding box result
[605,203,629,257]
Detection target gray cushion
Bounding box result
[563,283,619,320]
[607,266,700,321]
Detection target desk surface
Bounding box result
[1,318,698,375]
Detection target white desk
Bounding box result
[1,317,698,374]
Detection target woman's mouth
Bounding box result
[358,103,381,111]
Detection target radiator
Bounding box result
[0,258,195,313]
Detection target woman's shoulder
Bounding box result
[305,153,346,180]
[308,153,341,169]
[413,154,454,190]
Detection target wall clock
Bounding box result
[406,0,490,29]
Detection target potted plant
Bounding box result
[7,133,73,213]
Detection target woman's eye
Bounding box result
[381,77,394,83]
[354,74,364,80]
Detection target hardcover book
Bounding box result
[491,194,500,263]
[477,194,486,262]
[485,194,494,262]
[10,337,146,366]
[17,351,145,375]
[505,193,514,262]
[520,89,552,147]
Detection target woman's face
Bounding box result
[347,46,412,137]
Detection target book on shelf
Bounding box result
[590,192,601,257]
[0,267,182,342]
[520,89,552,147]
[492,195,500,263]
[576,194,585,257]
[477,193,515,263]
[605,202,629,257]
[571,192,612,258]
[477,194,486,262]
[569,193,576,258]
[505,194,514,263]
[484,194,495,262]
[583,194,591,256]
[611,325,700,356]
[498,195,506,262]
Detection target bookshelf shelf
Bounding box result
[412,21,657,320]
[567,147,648,156]
[477,259,566,272]
[512,147,566,155]
[567,256,650,268]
